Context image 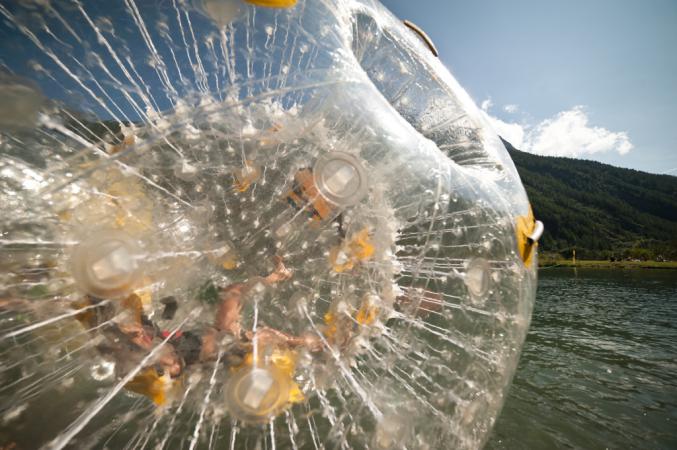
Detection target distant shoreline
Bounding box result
[539,259,677,270]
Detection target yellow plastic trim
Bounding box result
[121,293,144,324]
[323,311,337,339]
[125,367,176,406]
[515,205,537,268]
[221,251,239,270]
[329,228,374,272]
[286,168,334,221]
[355,299,377,326]
[244,0,297,8]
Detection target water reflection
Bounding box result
[487,268,677,450]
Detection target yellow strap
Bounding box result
[244,0,297,8]
[356,300,377,326]
[125,368,173,406]
[329,227,374,272]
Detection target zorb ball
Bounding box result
[0,0,541,449]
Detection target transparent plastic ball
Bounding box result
[0,1,538,449]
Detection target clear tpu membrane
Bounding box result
[0,1,537,449]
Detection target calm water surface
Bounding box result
[486,268,677,450]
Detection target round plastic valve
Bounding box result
[224,365,292,423]
[70,230,142,298]
[313,152,368,207]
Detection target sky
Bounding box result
[1,0,674,175]
[384,0,677,175]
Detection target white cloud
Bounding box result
[523,106,633,157]
[480,98,493,112]
[481,102,633,158]
[503,104,519,114]
[482,111,525,148]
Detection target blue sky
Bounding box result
[384,0,677,175]
[1,0,674,174]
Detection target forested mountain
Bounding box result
[502,139,677,260]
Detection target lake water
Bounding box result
[486,268,677,450]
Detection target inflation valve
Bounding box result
[224,365,293,423]
[313,152,368,207]
[70,230,142,298]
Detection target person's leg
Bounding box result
[215,256,292,333]
[247,326,323,352]
[215,283,245,335]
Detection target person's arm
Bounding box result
[215,256,293,334]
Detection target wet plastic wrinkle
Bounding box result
[348,10,498,170]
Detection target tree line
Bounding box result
[503,139,677,261]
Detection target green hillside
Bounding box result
[502,139,677,261]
